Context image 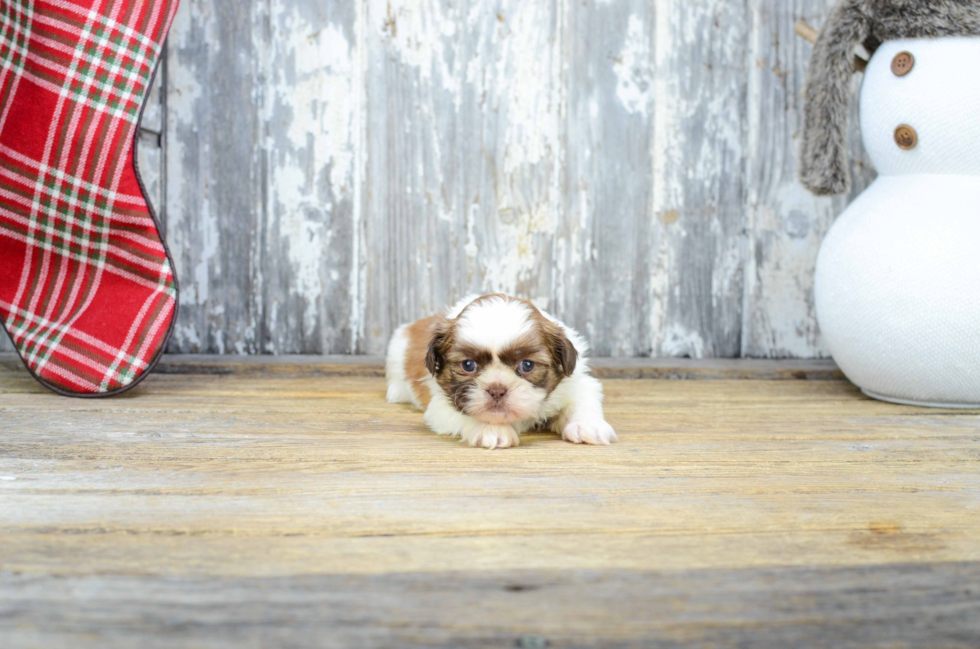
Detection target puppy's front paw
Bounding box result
[562,419,617,445]
[466,424,520,450]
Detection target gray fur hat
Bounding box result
[800,0,980,196]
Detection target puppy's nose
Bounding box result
[487,385,507,400]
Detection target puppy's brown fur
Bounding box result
[408,295,577,414]
[403,313,445,407]
[387,293,617,447]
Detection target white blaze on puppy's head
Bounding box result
[425,295,577,425]
[453,295,535,354]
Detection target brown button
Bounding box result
[891,51,914,76]
[894,124,917,150]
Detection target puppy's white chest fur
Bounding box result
[385,294,616,449]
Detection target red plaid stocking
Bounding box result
[0,0,179,396]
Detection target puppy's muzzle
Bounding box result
[486,384,508,403]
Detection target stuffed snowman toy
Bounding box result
[799,0,980,407]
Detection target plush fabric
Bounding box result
[0,0,180,396]
[859,37,980,176]
[815,174,980,406]
[814,36,980,407]
[799,0,980,196]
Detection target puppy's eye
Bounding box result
[461,360,477,373]
[520,360,534,373]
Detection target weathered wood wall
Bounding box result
[2,0,877,358]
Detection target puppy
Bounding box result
[385,294,616,449]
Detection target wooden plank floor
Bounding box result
[1,358,979,647]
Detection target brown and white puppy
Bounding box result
[386,294,616,449]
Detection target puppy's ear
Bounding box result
[424,322,450,376]
[549,327,577,377]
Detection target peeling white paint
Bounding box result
[165,0,222,354]
[649,0,674,353]
[500,4,557,175]
[745,182,836,358]
[349,0,368,354]
[614,14,652,116]
[740,0,874,359]
[380,0,458,95]
[175,323,201,350]
[483,201,556,297]
[265,7,355,336]
[660,323,706,358]
[464,202,479,259]
[192,194,218,307]
[152,0,857,359]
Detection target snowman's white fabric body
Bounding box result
[815,37,980,406]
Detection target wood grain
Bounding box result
[742,0,877,358]
[163,0,358,355]
[0,353,845,380]
[139,0,877,360]
[2,365,980,644]
[2,564,979,648]
[1,369,977,571]
[363,0,561,353]
[2,364,979,644]
[163,0,264,354]
[0,2,884,362]
[556,0,653,356]
[649,0,750,358]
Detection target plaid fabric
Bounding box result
[0,0,179,396]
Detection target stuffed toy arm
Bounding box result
[798,0,870,196]
[798,0,980,197]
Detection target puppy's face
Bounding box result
[425,295,577,424]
